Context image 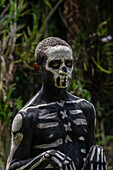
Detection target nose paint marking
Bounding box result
[62,66,67,73]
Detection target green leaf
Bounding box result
[14,96,23,111]
[4,84,16,113]
[91,57,111,74]
[44,0,52,9]
[9,0,14,16]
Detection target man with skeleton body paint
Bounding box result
[6,37,107,170]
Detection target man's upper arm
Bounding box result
[6,112,32,170]
[84,102,96,153]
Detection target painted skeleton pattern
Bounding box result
[6,97,107,170]
[6,37,107,170]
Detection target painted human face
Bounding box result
[45,45,73,88]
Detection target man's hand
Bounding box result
[81,145,107,170]
[88,145,107,170]
[44,149,76,170]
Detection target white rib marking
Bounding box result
[38,113,57,119]
[66,99,85,104]
[33,138,63,149]
[72,99,85,104]
[37,122,59,129]
[70,109,83,115]
[73,119,87,125]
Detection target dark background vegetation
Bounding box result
[0,0,113,169]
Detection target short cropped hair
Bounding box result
[35,37,72,65]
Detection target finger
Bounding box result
[100,148,104,163]
[103,154,106,163]
[66,164,73,170]
[90,163,93,170]
[97,147,101,163]
[57,151,66,157]
[55,152,65,161]
[72,161,77,170]
[90,146,96,162]
[69,164,73,170]
[100,149,104,170]
[57,151,71,161]
[103,155,107,170]
[51,156,63,169]
[65,165,68,170]
[105,164,107,170]
[96,164,99,170]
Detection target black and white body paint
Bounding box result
[6,37,107,170]
[45,46,73,88]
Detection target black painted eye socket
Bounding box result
[65,60,73,68]
[49,60,61,69]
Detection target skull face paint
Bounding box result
[45,45,73,88]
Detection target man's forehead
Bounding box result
[45,45,73,59]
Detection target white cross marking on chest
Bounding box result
[60,110,68,119]
[64,122,72,131]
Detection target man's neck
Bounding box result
[39,82,67,102]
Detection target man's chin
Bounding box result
[55,81,69,89]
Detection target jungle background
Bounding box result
[0,0,113,169]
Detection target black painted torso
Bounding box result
[23,98,91,170]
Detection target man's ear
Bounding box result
[34,63,42,74]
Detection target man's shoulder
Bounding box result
[67,92,95,113]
